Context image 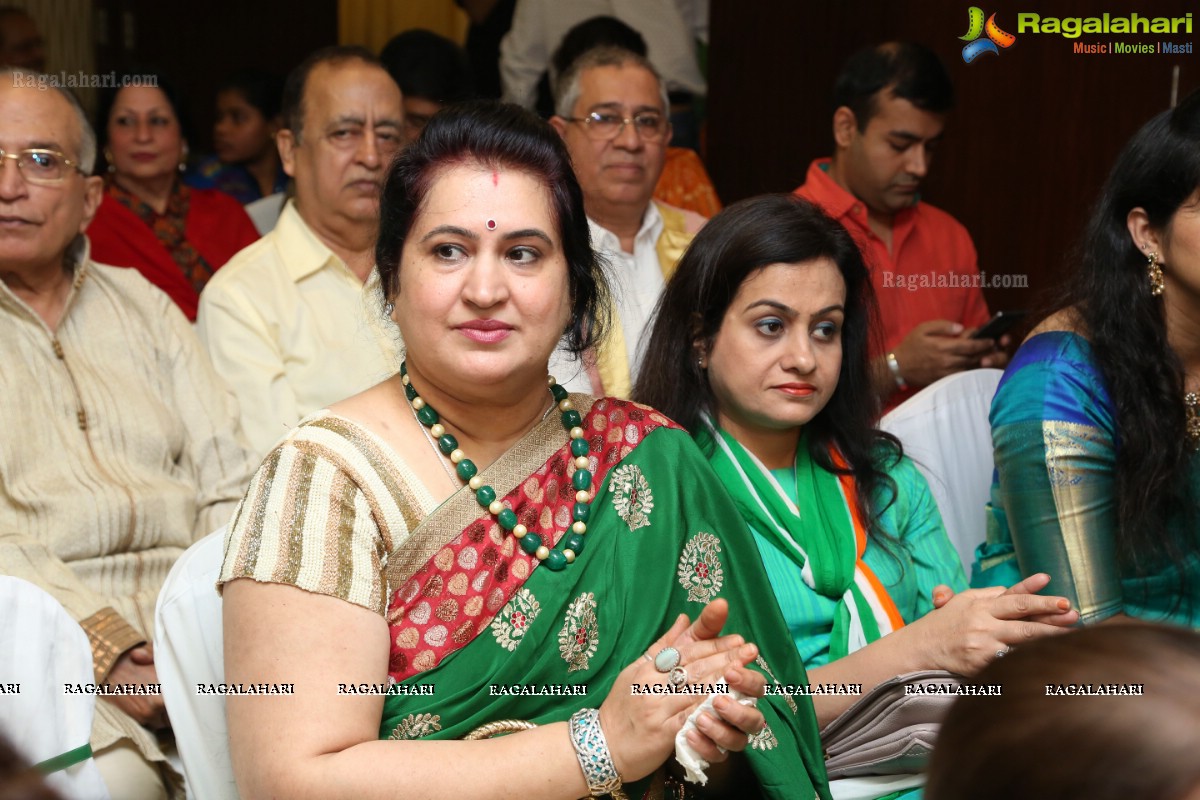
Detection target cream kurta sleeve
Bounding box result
[157,288,260,538]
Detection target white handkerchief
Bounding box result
[673,682,757,784]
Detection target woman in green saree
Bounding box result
[635,194,1078,800]
[219,102,829,799]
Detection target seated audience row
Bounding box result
[4,18,1200,798]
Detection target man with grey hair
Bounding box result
[549,45,703,396]
[198,46,404,458]
[0,70,256,797]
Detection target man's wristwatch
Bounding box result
[886,352,908,391]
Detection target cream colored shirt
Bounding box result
[0,238,256,760]
[197,200,403,458]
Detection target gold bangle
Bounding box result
[462,719,539,740]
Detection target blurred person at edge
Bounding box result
[926,625,1200,800]
[0,7,44,71]
[190,69,287,205]
[380,29,474,147]
[973,90,1200,627]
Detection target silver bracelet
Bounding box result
[886,352,908,391]
[568,708,626,799]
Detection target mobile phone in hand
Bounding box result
[970,310,1028,340]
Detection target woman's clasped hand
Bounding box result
[600,599,766,780]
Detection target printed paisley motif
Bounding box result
[677,532,724,604]
[609,464,654,531]
[491,587,541,652]
[558,592,599,673]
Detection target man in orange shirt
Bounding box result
[796,42,1007,410]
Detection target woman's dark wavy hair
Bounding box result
[1048,90,1200,583]
[375,100,608,354]
[635,194,904,545]
[96,68,193,169]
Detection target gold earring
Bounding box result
[103,148,114,173]
[1147,250,1164,296]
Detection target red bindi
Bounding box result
[492,171,499,186]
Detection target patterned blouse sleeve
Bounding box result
[990,339,1120,623]
[218,433,392,616]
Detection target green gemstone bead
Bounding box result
[475,485,496,508]
[561,409,582,429]
[519,533,542,555]
[573,503,590,523]
[416,406,439,426]
[456,459,477,481]
[572,468,592,491]
[497,508,518,531]
[563,533,585,554]
[404,383,417,401]
[544,550,567,571]
[437,434,458,454]
[550,383,569,402]
[570,438,589,457]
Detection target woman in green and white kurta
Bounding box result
[636,194,1080,800]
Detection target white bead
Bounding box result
[574,456,590,469]
[563,549,576,563]
[513,524,528,537]
[468,475,483,490]
[559,399,574,412]
[411,397,425,410]
[572,521,587,535]
[401,374,410,385]
[450,449,464,464]
[575,490,591,503]
[570,427,585,439]
[430,423,445,438]
[489,500,504,515]
[535,545,550,560]
[547,375,557,386]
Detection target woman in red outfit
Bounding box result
[88,71,259,320]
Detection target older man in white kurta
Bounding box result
[0,70,256,798]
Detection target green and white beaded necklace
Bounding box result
[400,362,593,571]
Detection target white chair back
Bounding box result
[879,369,1003,571]
[0,576,110,799]
[154,528,239,800]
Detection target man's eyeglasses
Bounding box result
[0,149,87,185]
[563,111,669,143]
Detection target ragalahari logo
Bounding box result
[960,7,1017,62]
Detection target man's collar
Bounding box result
[0,234,89,323]
[275,199,342,282]
[805,158,862,220]
[804,158,917,229]
[587,203,663,251]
